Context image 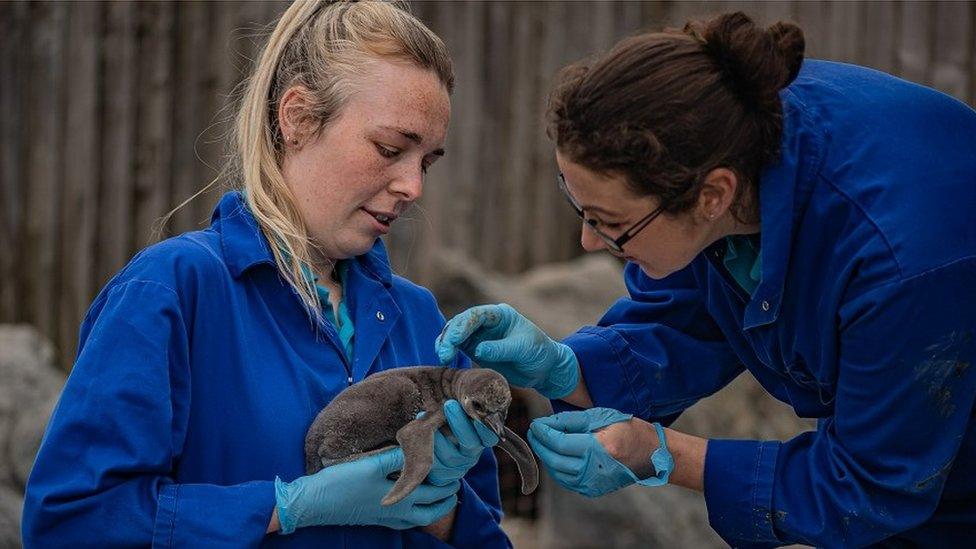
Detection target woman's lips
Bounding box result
[361,208,394,235]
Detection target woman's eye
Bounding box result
[375,144,399,158]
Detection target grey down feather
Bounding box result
[304,366,539,506]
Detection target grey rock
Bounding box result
[0,486,23,549]
[0,325,65,548]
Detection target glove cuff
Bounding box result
[274,476,300,535]
[540,342,580,399]
[634,423,674,487]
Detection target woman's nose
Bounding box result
[389,169,424,201]
[580,224,607,253]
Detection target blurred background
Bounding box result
[1,1,974,547]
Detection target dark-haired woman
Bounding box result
[437,12,976,546]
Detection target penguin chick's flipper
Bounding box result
[381,408,446,506]
[497,425,539,495]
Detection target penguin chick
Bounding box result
[304,366,539,506]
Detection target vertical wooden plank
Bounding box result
[452,1,485,256]
[476,0,512,273]
[0,0,30,322]
[134,2,175,249]
[760,0,794,26]
[897,1,933,86]
[192,1,240,227]
[503,1,538,272]
[640,0,670,29]
[263,0,288,30]
[25,1,68,343]
[98,1,137,288]
[793,0,829,60]
[171,1,212,234]
[531,0,571,265]
[931,0,971,102]
[723,2,764,24]
[669,1,726,28]
[860,1,898,74]
[616,0,645,39]
[427,0,457,255]
[971,1,976,107]
[59,1,101,366]
[827,0,860,63]
[592,0,616,50]
[236,0,271,73]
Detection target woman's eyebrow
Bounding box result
[379,125,444,156]
[578,203,618,217]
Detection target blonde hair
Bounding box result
[234,0,453,320]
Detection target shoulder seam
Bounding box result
[105,278,181,300]
[818,172,904,279]
[855,254,976,296]
[173,232,228,271]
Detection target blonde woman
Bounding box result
[22,2,508,547]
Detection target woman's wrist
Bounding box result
[557,364,595,408]
[661,427,706,491]
[267,507,281,534]
[420,507,456,541]
[608,420,705,491]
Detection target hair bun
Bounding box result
[767,21,805,85]
[687,12,805,109]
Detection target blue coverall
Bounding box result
[22,192,510,548]
[558,60,976,546]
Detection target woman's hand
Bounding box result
[426,400,500,487]
[435,304,580,399]
[273,448,458,534]
[527,408,673,498]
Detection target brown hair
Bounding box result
[547,11,804,223]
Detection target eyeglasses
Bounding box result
[557,173,664,254]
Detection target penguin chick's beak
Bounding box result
[483,412,506,440]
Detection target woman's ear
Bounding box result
[278,86,313,147]
[696,168,738,222]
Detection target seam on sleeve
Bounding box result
[752,443,764,537]
[819,174,903,279]
[584,327,649,418]
[844,255,976,305]
[168,484,180,548]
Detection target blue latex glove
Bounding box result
[426,399,500,487]
[435,304,580,399]
[527,408,673,498]
[274,448,459,534]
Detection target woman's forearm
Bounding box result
[420,507,455,541]
[267,507,280,534]
[557,364,595,408]
[663,427,706,491]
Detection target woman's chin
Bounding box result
[634,260,667,280]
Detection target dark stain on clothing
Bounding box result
[913,331,973,418]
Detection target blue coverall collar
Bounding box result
[737,91,825,329]
[213,191,394,287]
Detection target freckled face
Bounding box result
[281,60,450,261]
[555,150,703,279]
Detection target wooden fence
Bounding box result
[2,1,975,370]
